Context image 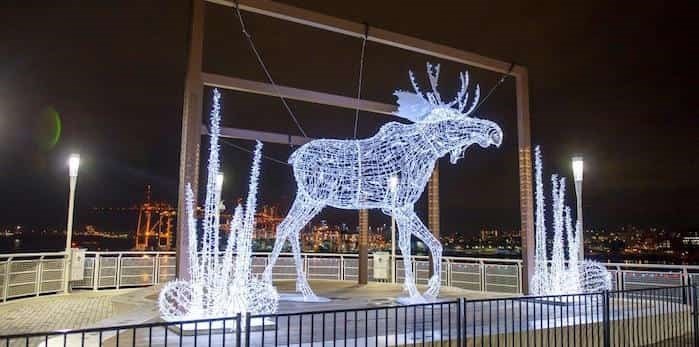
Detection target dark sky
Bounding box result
[0,1,696,236]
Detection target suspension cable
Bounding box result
[353,23,369,139]
[233,1,308,138]
[471,62,515,114]
[221,138,290,166]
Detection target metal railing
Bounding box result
[3,250,699,304]
[1,285,696,346]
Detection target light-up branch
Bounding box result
[530,146,611,296]
[159,89,278,321]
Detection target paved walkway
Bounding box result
[0,287,159,336]
[0,281,514,346]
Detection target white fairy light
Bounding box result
[263,63,503,303]
[530,146,611,296]
[159,89,278,322]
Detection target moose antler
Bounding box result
[401,63,481,119]
[395,63,482,122]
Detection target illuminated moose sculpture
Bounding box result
[263,63,504,303]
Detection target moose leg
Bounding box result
[400,210,443,298]
[394,210,421,301]
[262,197,322,286]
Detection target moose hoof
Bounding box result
[396,295,427,305]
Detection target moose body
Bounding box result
[291,122,435,209]
[263,64,503,302]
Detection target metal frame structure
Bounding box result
[177,0,534,291]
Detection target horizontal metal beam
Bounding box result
[202,73,397,115]
[202,124,312,146]
[207,0,515,75]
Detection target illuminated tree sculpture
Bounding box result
[263,63,504,303]
[159,89,278,322]
[530,146,611,296]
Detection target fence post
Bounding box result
[602,290,611,347]
[235,312,242,347]
[92,253,100,291]
[244,313,251,347]
[154,253,160,285]
[479,260,486,292]
[35,256,44,296]
[2,257,10,302]
[693,284,699,347]
[457,297,463,347]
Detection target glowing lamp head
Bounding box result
[68,154,80,178]
[572,156,584,182]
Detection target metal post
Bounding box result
[480,260,486,292]
[234,312,242,347]
[176,0,205,281]
[574,179,584,259]
[358,209,369,285]
[92,253,100,291]
[2,257,11,302]
[36,256,44,296]
[457,297,463,347]
[244,313,251,347]
[513,66,534,294]
[428,165,440,278]
[153,253,159,284]
[116,253,122,290]
[693,284,699,347]
[63,174,77,293]
[391,213,396,283]
[602,290,611,347]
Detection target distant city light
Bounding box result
[572,156,583,182]
[68,154,80,178]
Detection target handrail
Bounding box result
[1,249,698,306]
[0,252,67,258]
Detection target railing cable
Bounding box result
[470,62,515,114]
[233,1,308,138]
[220,138,290,166]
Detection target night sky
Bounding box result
[0,1,696,237]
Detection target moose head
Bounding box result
[394,63,503,163]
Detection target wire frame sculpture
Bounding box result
[159,89,278,321]
[529,146,611,296]
[263,63,504,303]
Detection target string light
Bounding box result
[530,146,611,296]
[159,89,278,322]
[263,64,503,303]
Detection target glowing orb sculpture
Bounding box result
[530,146,611,296]
[263,63,503,303]
[159,89,278,322]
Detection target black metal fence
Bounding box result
[1,285,697,346]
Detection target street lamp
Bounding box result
[388,175,399,283]
[63,153,80,293]
[571,156,584,259]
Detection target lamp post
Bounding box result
[63,154,80,293]
[389,175,399,283]
[572,156,584,259]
